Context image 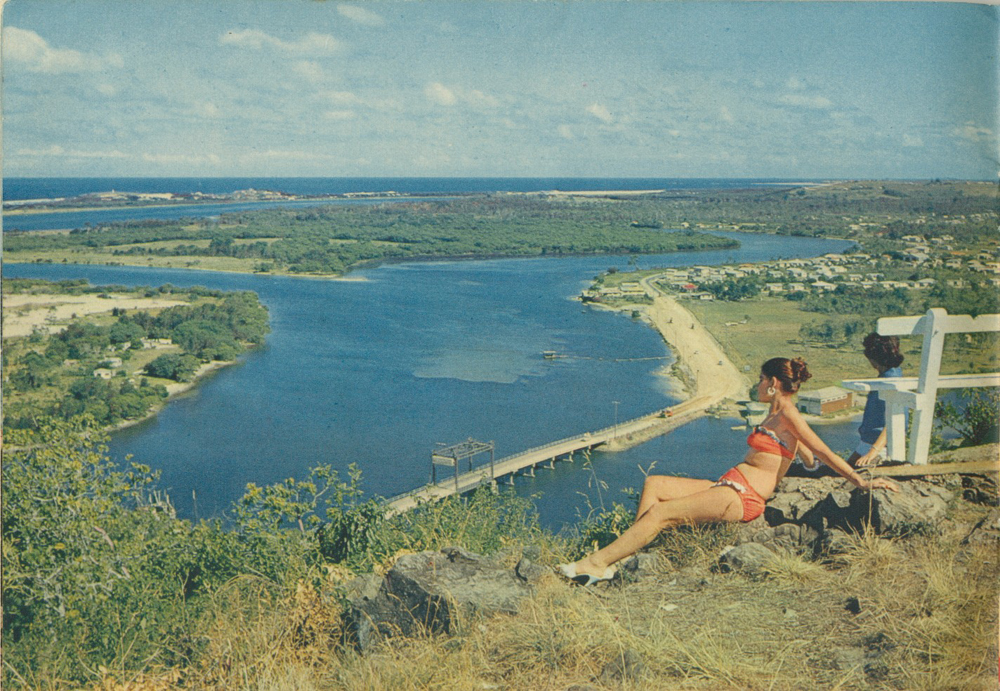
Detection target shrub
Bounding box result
[936,388,1000,446]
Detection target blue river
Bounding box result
[5,231,863,531]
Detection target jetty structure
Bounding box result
[385,397,707,516]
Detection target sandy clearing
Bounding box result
[2,293,186,339]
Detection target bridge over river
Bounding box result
[385,397,708,516]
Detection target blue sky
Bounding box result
[2,0,997,179]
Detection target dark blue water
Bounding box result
[4,177,812,201]
[5,231,861,530]
[3,177,818,232]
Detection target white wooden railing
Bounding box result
[842,308,1000,465]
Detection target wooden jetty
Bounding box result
[385,403,703,516]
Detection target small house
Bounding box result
[93,369,114,380]
[797,387,854,416]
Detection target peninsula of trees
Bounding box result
[2,279,270,433]
[3,196,738,276]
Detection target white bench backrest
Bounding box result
[872,308,1000,464]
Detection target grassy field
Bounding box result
[10,250,267,274]
[685,297,997,391]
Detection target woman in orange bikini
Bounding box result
[559,357,900,585]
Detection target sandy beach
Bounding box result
[595,274,751,451]
[639,273,750,407]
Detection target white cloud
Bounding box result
[719,106,735,123]
[423,83,501,110]
[954,122,993,143]
[324,90,361,105]
[219,29,340,55]
[337,5,385,26]
[3,27,123,74]
[241,149,338,162]
[142,152,222,166]
[468,89,500,108]
[557,124,574,139]
[293,61,325,82]
[425,82,457,106]
[193,102,222,118]
[785,76,805,90]
[586,103,613,124]
[324,110,356,120]
[96,83,118,97]
[18,145,128,159]
[778,93,833,109]
[902,134,924,148]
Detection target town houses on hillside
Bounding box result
[584,242,1000,303]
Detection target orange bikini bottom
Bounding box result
[714,467,766,522]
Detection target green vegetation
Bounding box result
[3,196,738,276]
[0,419,560,687]
[2,280,270,433]
[3,419,995,689]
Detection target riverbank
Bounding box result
[593,274,751,451]
[102,360,238,435]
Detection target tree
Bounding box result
[144,353,200,382]
[108,319,146,345]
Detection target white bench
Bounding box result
[842,308,1000,465]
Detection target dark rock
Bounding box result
[520,544,542,561]
[766,476,953,537]
[855,480,952,535]
[961,474,998,506]
[766,476,847,526]
[346,546,536,652]
[621,551,668,580]
[600,649,646,683]
[717,543,776,576]
[820,528,855,556]
[845,596,862,614]
[514,557,550,585]
[737,521,822,554]
[962,508,1000,545]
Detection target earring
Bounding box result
[767,386,776,396]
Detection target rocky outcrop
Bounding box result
[718,474,960,570]
[717,542,777,577]
[345,546,547,652]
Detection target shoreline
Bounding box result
[589,275,751,450]
[106,360,237,435]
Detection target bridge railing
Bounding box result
[385,408,673,508]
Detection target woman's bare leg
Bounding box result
[635,475,717,519]
[574,486,742,578]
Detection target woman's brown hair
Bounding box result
[761,357,813,393]
[863,332,904,370]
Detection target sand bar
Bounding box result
[596,274,750,450]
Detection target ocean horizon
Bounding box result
[3,176,829,202]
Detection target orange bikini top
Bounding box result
[747,425,795,459]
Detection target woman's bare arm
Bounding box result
[783,406,898,491]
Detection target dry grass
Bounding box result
[70,507,999,691]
